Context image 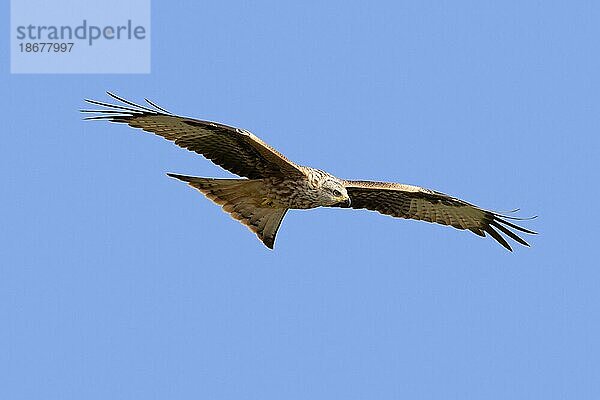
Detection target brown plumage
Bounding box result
[82,92,536,250]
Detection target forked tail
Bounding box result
[167,173,288,249]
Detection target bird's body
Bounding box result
[241,170,342,210]
[182,168,346,209]
[83,93,536,250]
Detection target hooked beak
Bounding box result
[335,197,351,208]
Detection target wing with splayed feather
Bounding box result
[344,180,536,251]
[82,92,304,180]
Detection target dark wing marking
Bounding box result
[82,92,304,179]
[344,180,537,251]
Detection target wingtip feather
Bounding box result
[485,225,513,251]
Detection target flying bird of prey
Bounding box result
[82,93,536,251]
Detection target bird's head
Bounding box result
[320,178,351,207]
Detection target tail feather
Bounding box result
[167,173,288,249]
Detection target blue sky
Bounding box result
[2,1,599,399]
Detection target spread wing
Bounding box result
[82,92,303,179]
[344,180,537,251]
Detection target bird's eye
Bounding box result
[332,189,342,197]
